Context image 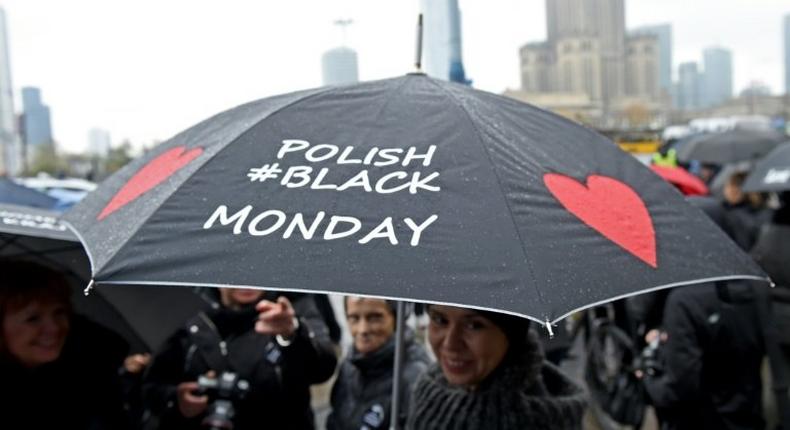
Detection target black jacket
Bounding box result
[642,282,765,430]
[751,223,790,346]
[0,315,130,429]
[721,201,771,251]
[143,293,337,430]
[327,329,430,430]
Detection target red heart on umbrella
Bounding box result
[543,173,657,268]
[98,146,203,220]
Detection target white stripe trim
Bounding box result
[91,274,771,326]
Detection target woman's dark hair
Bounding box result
[343,296,399,318]
[0,260,72,320]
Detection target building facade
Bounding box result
[624,34,660,100]
[784,13,789,94]
[701,46,733,108]
[0,7,19,175]
[321,47,359,86]
[629,24,672,95]
[21,87,53,148]
[420,0,469,84]
[677,62,702,110]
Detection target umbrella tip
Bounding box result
[83,279,95,296]
[544,319,554,338]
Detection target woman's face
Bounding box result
[2,300,70,368]
[428,305,509,389]
[346,298,395,355]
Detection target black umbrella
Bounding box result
[677,129,788,164]
[742,142,790,192]
[63,74,767,328]
[0,177,58,209]
[0,203,209,352]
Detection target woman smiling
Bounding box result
[407,305,587,430]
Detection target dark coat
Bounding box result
[406,332,586,430]
[0,315,130,429]
[642,282,765,430]
[143,293,337,430]
[721,201,772,251]
[751,223,790,349]
[326,329,430,430]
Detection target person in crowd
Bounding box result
[721,171,772,250]
[637,198,766,430]
[143,288,337,430]
[326,297,430,430]
[407,305,587,430]
[751,191,790,367]
[0,260,130,429]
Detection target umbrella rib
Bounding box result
[425,79,546,315]
[92,85,345,281]
[549,274,770,324]
[92,279,552,326]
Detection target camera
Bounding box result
[196,371,250,430]
[635,337,664,377]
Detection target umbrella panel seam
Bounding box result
[425,79,546,316]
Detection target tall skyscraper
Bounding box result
[531,0,625,105]
[21,87,53,148]
[677,62,701,110]
[0,7,20,175]
[701,46,733,108]
[630,24,672,94]
[420,0,470,84]
[446,0,469,84]
[321,19,359,86]
[784,14,790,94]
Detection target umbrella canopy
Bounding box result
[677,129,788,164]
[0,203,208,352]
[0,178,58,209]
[63,75,766,325]
[742,142,790,192]
[650,165,708,196]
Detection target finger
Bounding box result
[277,296,292,311]
[255,299,277,312]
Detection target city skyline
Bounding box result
[0,0,787,154]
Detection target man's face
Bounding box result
[345,298,395,355]
[220,288,265,308]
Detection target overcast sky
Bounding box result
[2,0,788,153]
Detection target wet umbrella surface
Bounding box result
[63,75,767,325]
[743,142,790,192]
[0,203,209,352]
[677,129,788,165]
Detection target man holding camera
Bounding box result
[143,288,337,430]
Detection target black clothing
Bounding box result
[721,201,771,251]
[313,294,342,344]
[642,282,765,430]
[327,329,430,430]
[406,332,586,430]
[0,314,130,429]
[143,293,337,430]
